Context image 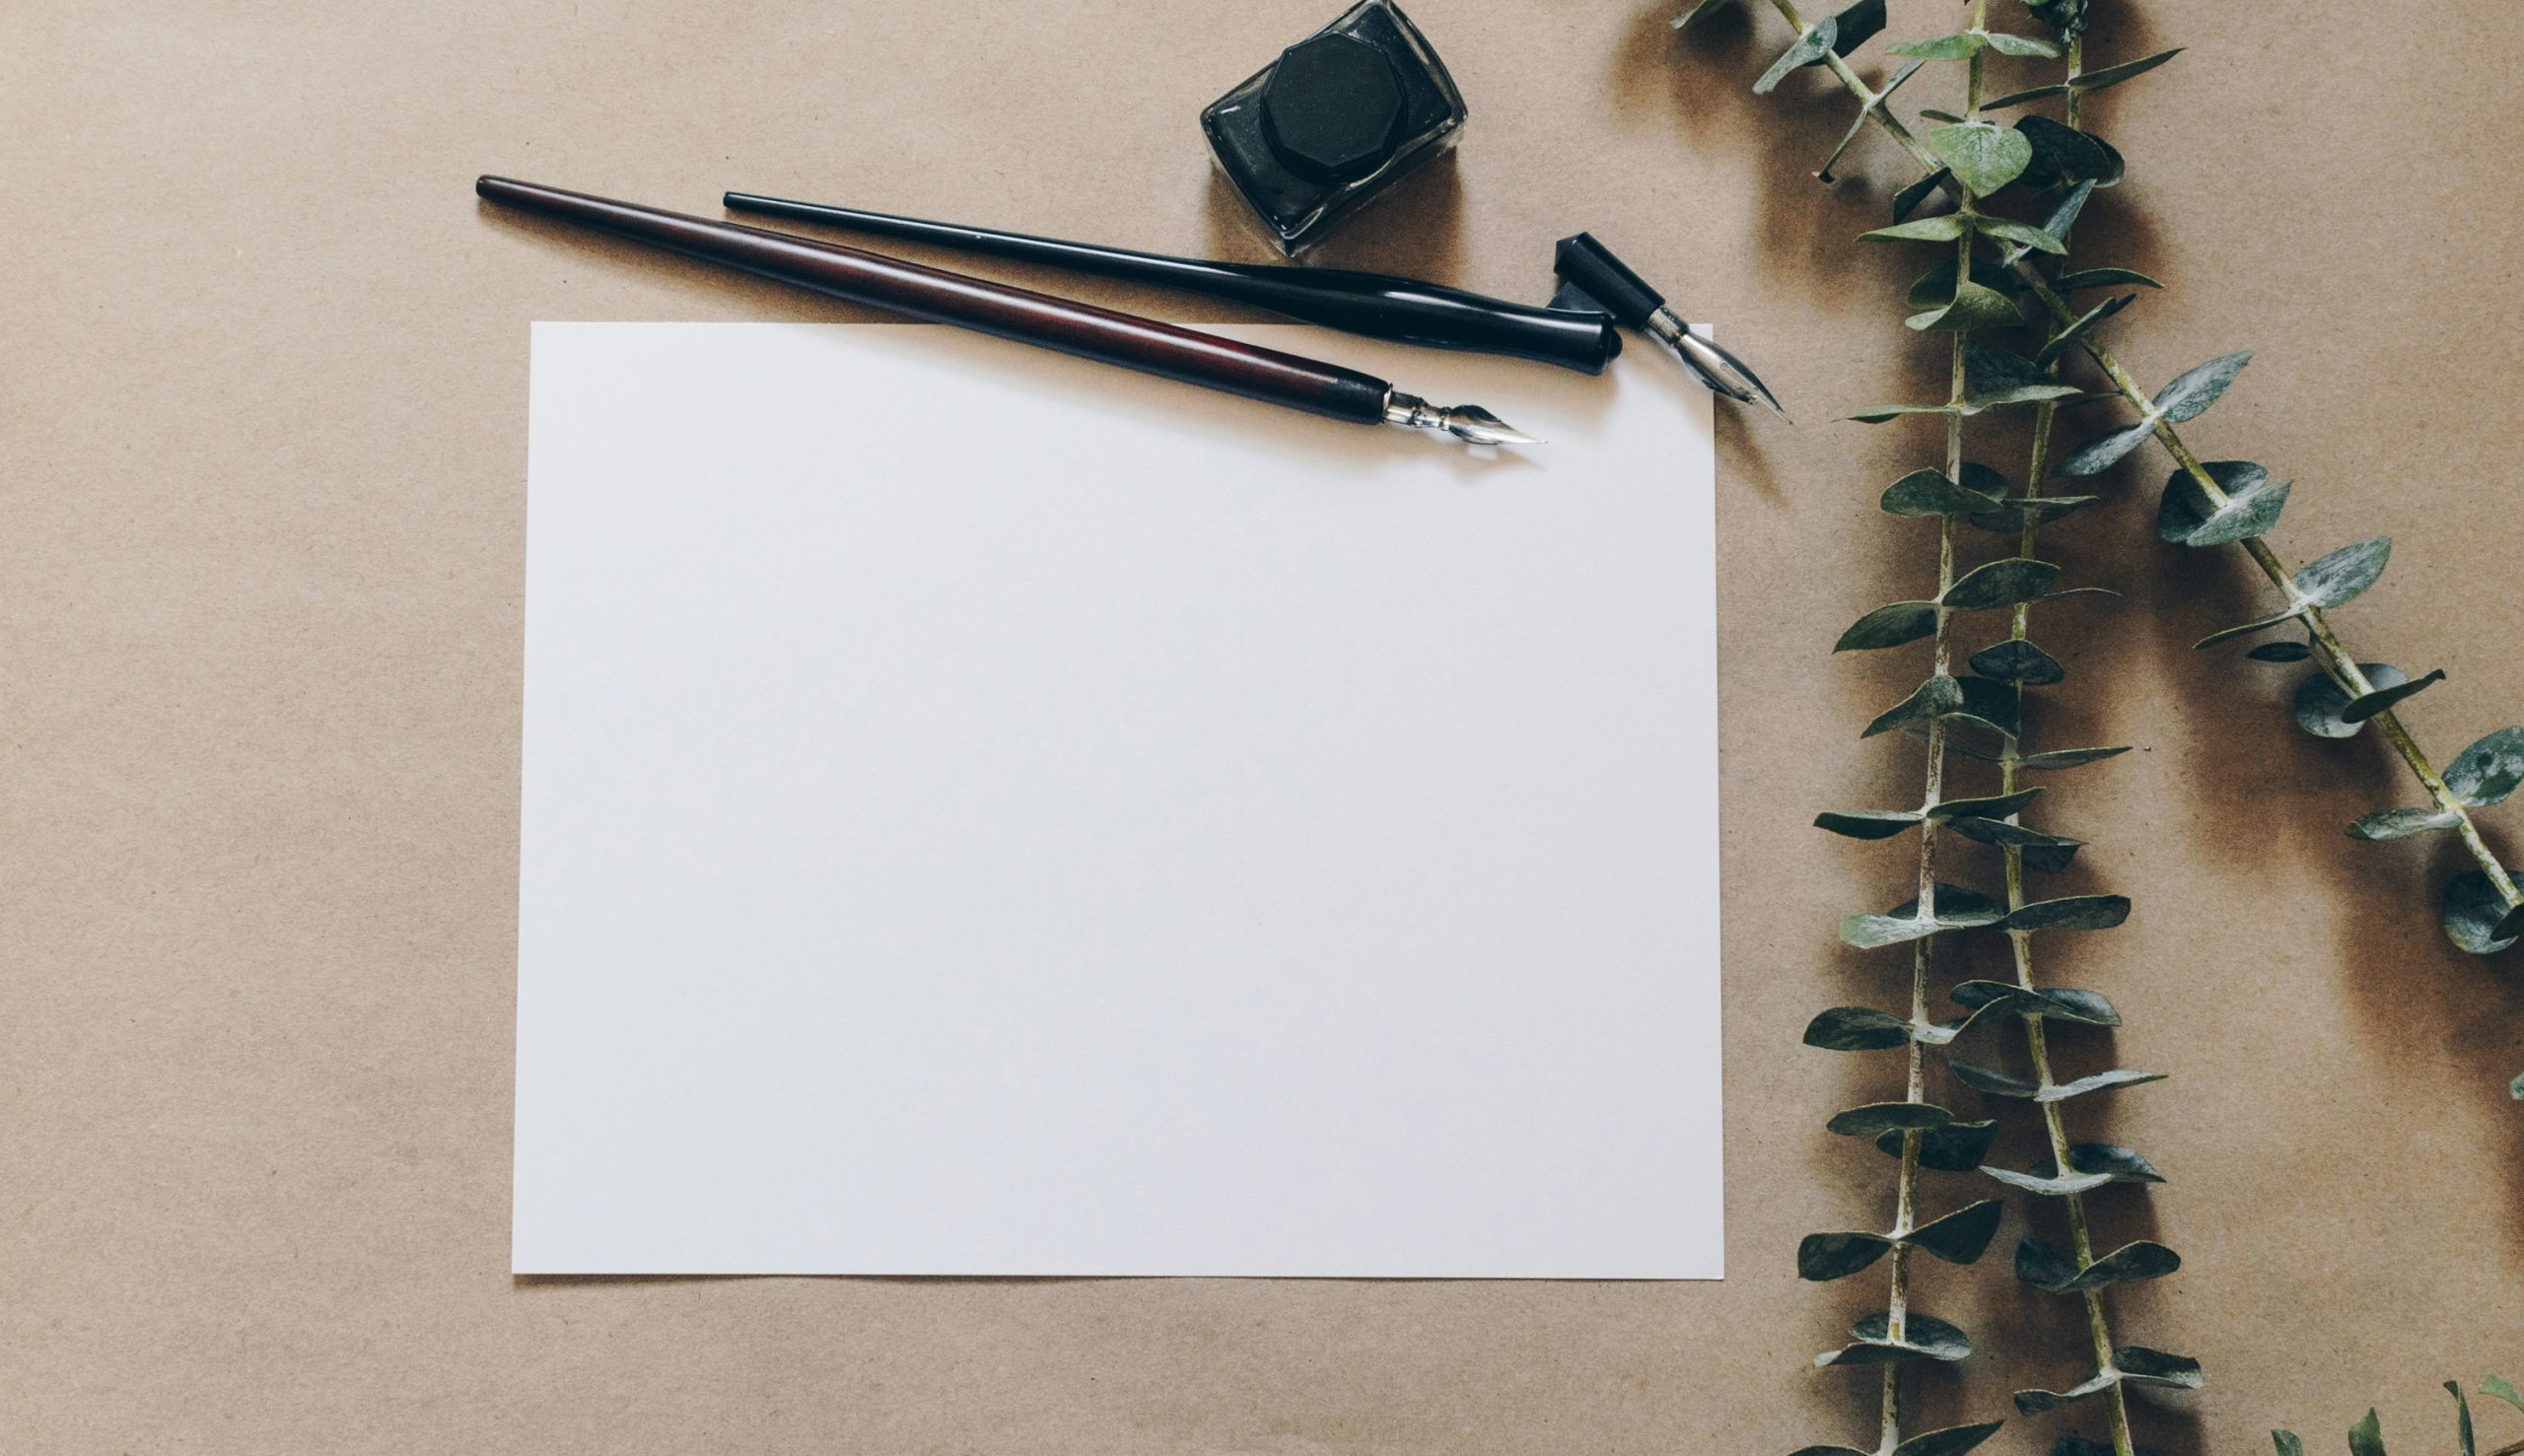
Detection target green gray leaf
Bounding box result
[2274,1431,2305,1456]
[1863,674,1966,737]
[1756,20,1839,94]
[1928,121,2035,196]
[2002,894,2131,932]
[2035,294,2134,367]
[1817,1310,1972,1367]
[1911,278,2026,332]
[2441,869,2523,955]
[1874,1118,1998,1171]
[2156,460,2292,547]
[2197,606,2308,651]
[2339,668,2446,725]
[1969,638,2066,685]
[2295,663,2407,738]
[2349,1411,2384,1456]
[1932,787,2043,820]
[2060,419,2155,476]
[1893,168,1952,220]
[2015,744,2131,771]
[1907,257,2019,311]
[1842,882,2007,947]
[1849,401,1962,423]
[2296,536,2393,607]
[2074,46,2184,93]
[1864,214,1971,243]
[1980,82,2068,109]
[1890,32,1987,61]
[1890,1423,2003,1456]
[1942,558,2060,610]
[2249,640,2314,662]
[1978,217,2068,254]
[2347,806,2462,842]
[2055,266,2163,292]
[1952,1062,2164,1101]
[1814,808,1926,839]
[1945,815,2084,871]
[1968,495,2101,533]
[1984,30,2059,57]
[1797,1229,1894,1281]
[2451,1381,2476,1456]
[1804,1005,1915,1051]
[2119,1346,2205,1392]
[1822,0,1885,56]
[2484,1376,2524,1417]
[2017,115,2124,189]
[1909,1198,2005,1264]
[1837,600,1941,652]
[2015,1235,2180,1292]
[1951,980,2119,1027]
[2155,351,2254,423]
[2446,728,2524,807]
[1883,466,2006,517]
[1828,1100,1955,1137]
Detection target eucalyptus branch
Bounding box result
[1692,1,2212,1448]
[1711,0,2524,990]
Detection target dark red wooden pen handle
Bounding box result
[476,176,1395,426]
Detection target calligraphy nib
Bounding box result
[1382,391,1543,448]
[1656,315,1795,426]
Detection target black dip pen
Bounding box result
[475,177,1537,447]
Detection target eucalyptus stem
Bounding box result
[1997,44,2136,1450]
[1765,0,2524,939]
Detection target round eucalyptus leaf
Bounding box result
[1890,32,1988,61]
[1910,279,2026,333]
[2440,869,2523,955]
[1892,168,1952,220]
[1863,214,1971,244]
[2014,744,2130,771]
[1873,1118,1998,1171]
[1796,1229,1894,1281]
[2152,350,2253,423]
[2340,667,2445,725]
[2001,894,2131,932]
[1932,787,2042,821]
[1906,1197,2004,1264]
[1928,120,2033,196]
[1803,1005,1914,1051]
[1815,808,1925,839]
[1826,1100,1955,1137]
[1882,468,2004,518]
[1837,600,1941,652]
[1862,674,1965,738]
[1982,30,2059,57]
[2247,640,2312,662]
[2035,293,2134,368]
[2156,460,2291,547]
[1890,1422,2004,1456]
[2445,727,2524,807]
[2346,806,2460,842]
[1969,638,2066,684]
[1942,558,2060,611]
[1754,19,1840,94]
[2295,535,2393,608]
[2295,663,2407,739]
[2066,1143,2165,1183]
[2054,266,2162,292]
[2016,114,2123,189]
[2117,1346,2204,1391]
[2059,419,2153,477]
[1967,493,2100,533]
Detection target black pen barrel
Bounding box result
[723,192,1622,374]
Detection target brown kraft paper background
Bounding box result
[4,1,2519,1450]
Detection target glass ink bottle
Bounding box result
[1199,1,1468,255]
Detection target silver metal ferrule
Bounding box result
[1382,390,1449,433]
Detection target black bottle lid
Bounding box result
[1258,33,1407,184]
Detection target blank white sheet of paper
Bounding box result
[513,321,1721,1278]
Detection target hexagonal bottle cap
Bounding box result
[1258,33,1406,185]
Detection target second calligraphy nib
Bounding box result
[1552,231,1794,425]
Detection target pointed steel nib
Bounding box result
[1382,391,1543,448]
[1649,312,1794,425]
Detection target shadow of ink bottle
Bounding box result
[1200,1,1467,255]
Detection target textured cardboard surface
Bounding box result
[4,1,2519,1450]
